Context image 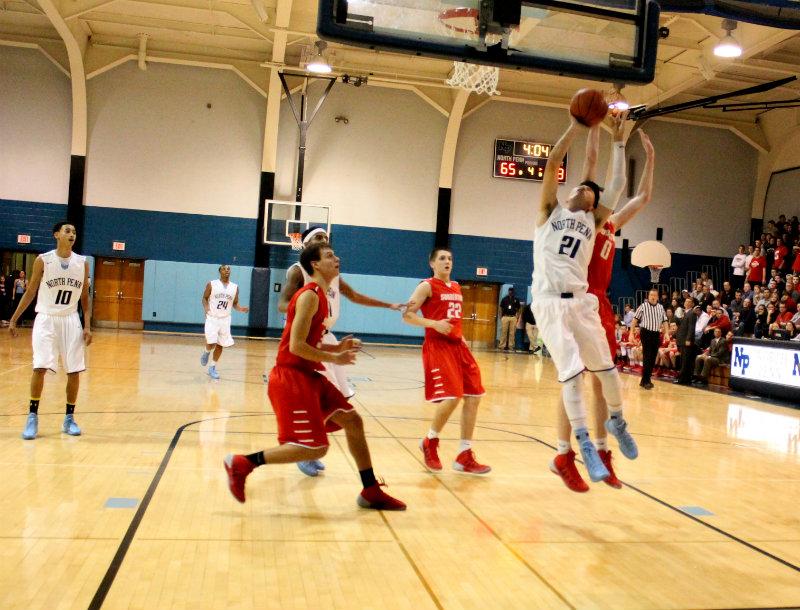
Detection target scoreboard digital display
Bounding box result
[494,138,567,183]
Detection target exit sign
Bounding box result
[112,241,126,251]
[17,234,31,244]
[476,267,488,276]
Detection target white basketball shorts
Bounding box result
[205,316,234,348]
[32,313,86,374]
[532,292,615,383]
[319,331,355,399]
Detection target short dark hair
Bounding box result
[218,264,230,271]
[579,180,603,208]
[53,221,73,234]
[300,242,331,275]
[429,247,452,263]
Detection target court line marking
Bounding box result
[87,413,259,610]
[476,423,800,576]
[330,435,444,610]
[354,398,576,610]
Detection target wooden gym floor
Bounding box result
[1,330,798,610]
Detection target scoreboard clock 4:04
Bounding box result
[494,138,567,183]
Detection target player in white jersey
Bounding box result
[9,222,92,440]
[201,265,249,380]
[532,114,638,484]
[278,227,405,477]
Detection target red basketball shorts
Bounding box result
[422,338,484,402]
[593,291,617,360]
[268,366,354,448]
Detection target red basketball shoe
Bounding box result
[224,454,255,503]
[599,449,622,489]
[357,481,407,511]
[420,437,442,471]
[549,450,589,493]
[453,449,492,475]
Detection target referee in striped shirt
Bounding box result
[631,288,669,390]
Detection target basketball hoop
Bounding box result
[437,7,516,96]
[289,233,303,251]
[648,265,664,284]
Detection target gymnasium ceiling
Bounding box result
[2,0,800,151]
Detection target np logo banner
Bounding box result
[730,342,800,388]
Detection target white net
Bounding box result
[446,62,500,95]
[289,233,303,251]
[648,265,663,283]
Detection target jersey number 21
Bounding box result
[559,236,581,259]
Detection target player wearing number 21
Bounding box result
[531,113,639,486]
[200,265,249,380]
[402,248,491,475]
[9,222,92,440]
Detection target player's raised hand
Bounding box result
[333,349,358,365]
[432,319,453,336]
[338,334,362,352]
[83,328,93,346]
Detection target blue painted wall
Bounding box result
[0,199,67,252]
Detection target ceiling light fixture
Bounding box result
[306,40,333,74]
[714,19,742,58]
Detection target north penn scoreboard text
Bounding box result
[494,139,567,183]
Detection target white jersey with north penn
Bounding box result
[290,262,340,330]
[35,250,86,315]
[532,205,596,295]
[207,279,237,319]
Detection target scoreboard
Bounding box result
[494,138,567,183]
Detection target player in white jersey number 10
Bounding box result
[531,113,639,486]
[8,222,92,440]
[201,265,249,380]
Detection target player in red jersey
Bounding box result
[402,248,490,475]
[223,242,406,510]
[550,128,656,493]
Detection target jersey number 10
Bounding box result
[55,289,73,306]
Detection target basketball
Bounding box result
[570,88,609,126]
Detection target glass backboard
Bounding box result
[264,200,332,247]
[317,0,659,83]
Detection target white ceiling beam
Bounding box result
[0,37,70,76]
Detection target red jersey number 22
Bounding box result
[447,302,462,319]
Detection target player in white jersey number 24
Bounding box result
[201,265,249,380]
[9,222,92,440]
[531,114,638,485]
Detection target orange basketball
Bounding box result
[570,88,609,127]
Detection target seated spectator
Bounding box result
[698,285,714,310]
[753,304,768,339]
[774,237,789,272]
[718,281,733,306]
[786,276,799,302]
[700,271,714,291]
[665,307,676,327]
[695,306,711,344]
[656,322,679,371]
[776,302,793,326]
[622,326,642,367]
[782,290,797,314]
[787,321,799,340]
[737,298,756,337]
[615,322,627,362]
[742,282,754,303]
[673,298,685,319]
[623,303,634,328]
[729,289,744,315]
[693,327,729,386]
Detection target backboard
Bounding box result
[264,200,332,247]
[317,0,660,83]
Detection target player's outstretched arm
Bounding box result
[278,265,303,313]
[290,291,356,365]
[8,256,43,337]
[581,123,600,184]
[603,112,628,212]
[233,288,249,313]
[610,131,654,229]
[539,120,582,227]
[402,282,452,336]
[81,260,93,345]
[339,278,406,310]
[201,282,212,315]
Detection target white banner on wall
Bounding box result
[730,342,800,388]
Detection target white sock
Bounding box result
[458,439,472,453]
[596,437,608,451]
[209,360,217,368]
[557,440,571,455]
[426,429,438,440]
